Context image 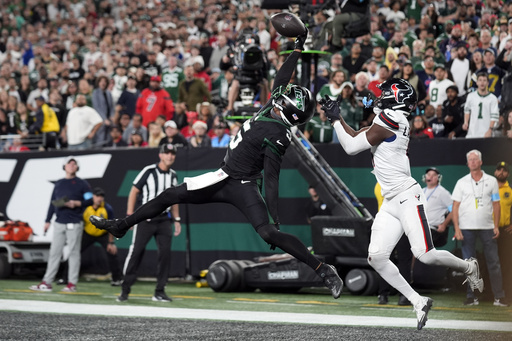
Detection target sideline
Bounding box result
[1,299,511,332]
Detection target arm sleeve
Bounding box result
[332,121,372,155]
[271,51,301,92]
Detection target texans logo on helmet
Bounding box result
[391,83,413,104]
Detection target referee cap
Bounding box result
[160,143,177,154]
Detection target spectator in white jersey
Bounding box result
[463,72,499,138]
[319,78,484,330]
[427,64,454,110]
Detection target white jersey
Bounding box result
[371,109,417,199]
[463,91,499,138]
[428,78,454,109]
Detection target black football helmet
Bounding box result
[375,78,417,114]
[272,85,315,126]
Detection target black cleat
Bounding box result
[89,215,126,238]
[414,297,433,330]
[152,291,172,302]
[319,264,343,299]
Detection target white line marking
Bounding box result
[0,299,511,332]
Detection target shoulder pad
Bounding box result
[374,109,401,130]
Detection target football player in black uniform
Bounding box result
[90,30,343,299]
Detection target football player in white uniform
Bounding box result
[319,78,484,330]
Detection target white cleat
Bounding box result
[463,257,484,293]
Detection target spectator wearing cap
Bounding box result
[397,59,427,107]
[495,161,512,296]
[416,55,436,91]
[474,48,506,98]
[142,50,162,82]
[441,84,466,138]
[29,156,92,294]
[211,121,230,148]
[422,167,453,248]
[427,64,455,109]
[447,42,471,96]
[26,78,49,114]
[188,120,211,148]
[62,94,103,150]
[178,65,211,116]
[122,113,147,144]
[440,23,465,61]
[191,56,212,91]
[92,75,115,147]
[161,55,185,104]
[28,95,60,150]
[159,120,188,148]
[75,187,123,286]
[135,75,174,127]
[116,75,140,121]
[111,64,129,104]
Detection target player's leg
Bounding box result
[222,179,343,298]
[400,185,482,293]
[368,209,422,304]
[154,219,173,295]
[121,222,156,298]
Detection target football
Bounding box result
[270,13,307,38]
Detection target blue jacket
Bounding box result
[46,177,92,224]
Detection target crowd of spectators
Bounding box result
[1,0,512,152]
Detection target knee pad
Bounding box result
[256,224,278,245]
[368,250,391,272]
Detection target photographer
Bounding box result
[220,30,269,115]
[331,0,371,51]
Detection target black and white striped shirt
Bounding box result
[133,163,178,212]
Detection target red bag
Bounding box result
[0,223,13,241]
[0,221,33,241]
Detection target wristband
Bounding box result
[108,242,115,245]
[174,217,181,222]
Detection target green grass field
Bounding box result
[1,277,510,323]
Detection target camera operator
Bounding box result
[220,29,269,115]
[331,0,371,51]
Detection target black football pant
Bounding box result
[123,178,322,270]
[122,217,173,294]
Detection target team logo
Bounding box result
[415,194,421,201]
[391,83,414,104]
[294,88,304,112]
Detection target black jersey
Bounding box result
[221,112,291,180]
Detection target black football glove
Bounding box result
[319,94,341,123]
[294,27,309,51]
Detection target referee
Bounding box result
[118,144,182,302]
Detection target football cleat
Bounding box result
[89,216,126,239]
[414,296,433,330]
[318,264,343,299]
[463,257,484,293]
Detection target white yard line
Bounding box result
[1,299,511,332]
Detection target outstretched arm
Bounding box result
[272,30,308,92]
[319,96,393,155]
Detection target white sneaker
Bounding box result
[493,298,510,307]
[413,296,433,330]
[29,282,52,292]
[463,258,484,293]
